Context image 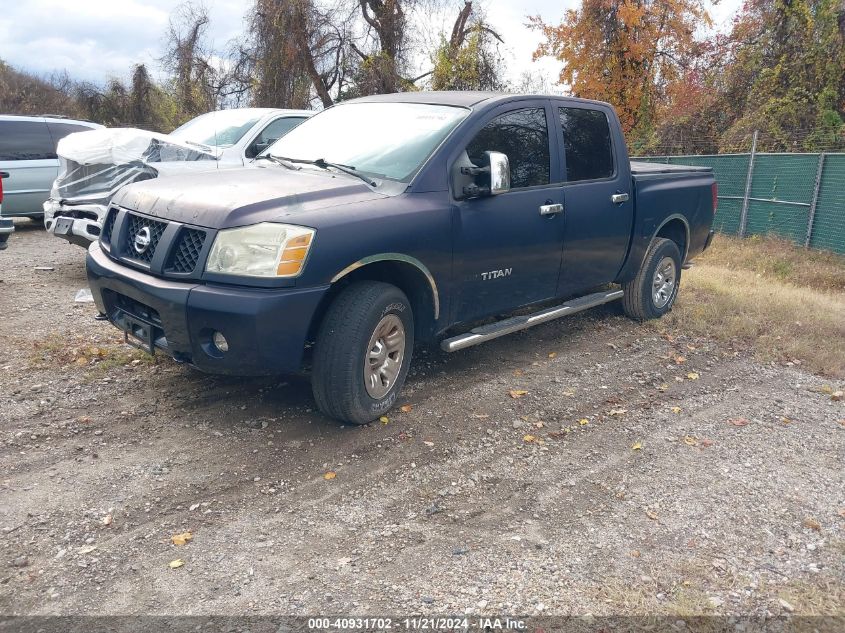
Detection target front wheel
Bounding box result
[312,281,414,424]
[622,238,682,320]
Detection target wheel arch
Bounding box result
[309,254,441,343]
[653,215,690,262]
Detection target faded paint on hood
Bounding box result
[111,165,387,229]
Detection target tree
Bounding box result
[161,1,220,119]
[531,0,711,145]
[431,1,505,91]
[716,0,845,151]
[0,60,81,117]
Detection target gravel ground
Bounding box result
[1,221,843,617]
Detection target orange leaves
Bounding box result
[530,0,710,137]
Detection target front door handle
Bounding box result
[611,193,630,204]
[539,203,563,216]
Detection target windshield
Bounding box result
[170,110,263,148]
[266,102,469,182]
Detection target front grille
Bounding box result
[101,208,117,245]
[124,214,167,264]
[166,228,206,274]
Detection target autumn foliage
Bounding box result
[531,0,711,144]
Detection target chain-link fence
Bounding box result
[633,135,845,254]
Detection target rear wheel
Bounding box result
[622,238,682,320]
[312,281,414,424]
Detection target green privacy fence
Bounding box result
[633,152,845,254]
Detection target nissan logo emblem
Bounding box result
[133,226,152,254]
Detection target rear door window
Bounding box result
[47,122,96,150]
[558,107,614,182]
[466,108,550,189]
[0,120,55,160]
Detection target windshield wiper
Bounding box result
[270,156,378,187]
[254,155,299,170]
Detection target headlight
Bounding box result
[205,223,315,278]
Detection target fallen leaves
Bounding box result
[683,435,698,446]
[548,352,557,359]
[832,390,843,402]
[323,471,337,480]
[645,510,659,521]
[578,418,589,426]
[631,441,642,451]
[509,390,528,399]
[674,355,686,365]
[686,372,700,380]
[728,417,749,427]
[168,559,184,569]
[608,408,627,416]
[379,416,389,424]
[522,434,536,443]
[802,517,821,531]
[671,406,682,414]
[171,532,193,546]
[400,404,413,413]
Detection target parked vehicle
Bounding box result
[0,171,12,249]
[0,115,103,218]
[86,92,716,424]
[45,108,312,247]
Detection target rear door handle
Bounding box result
[539,203,563,216]
[611,193,630,204]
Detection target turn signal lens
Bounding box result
[276,233,313,275]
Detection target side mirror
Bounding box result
[487,151,510,195]
[458,151,511,198]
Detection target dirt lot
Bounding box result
[1,221,844,617]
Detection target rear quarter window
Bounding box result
[559,107,614,182]
[0,120,56,161]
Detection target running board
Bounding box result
[440,289,624,353]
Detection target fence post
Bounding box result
[738,130,758,238]
[804,152,826,248]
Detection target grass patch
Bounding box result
[699,234,845,293]
[29,333,156,374]
[659,235,845,378]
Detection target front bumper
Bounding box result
[44,199,107,248]
[86,242,329,375]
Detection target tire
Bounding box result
[622,237,682,320]
[312,281,414,424]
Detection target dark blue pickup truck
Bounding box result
[86,92,716,424]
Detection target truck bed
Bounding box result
[630,160,712,175]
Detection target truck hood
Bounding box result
[112,165,388,229]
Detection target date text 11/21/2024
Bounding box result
[307,617,528,630]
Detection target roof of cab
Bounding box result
[349,91,513,107]
[346,91,612,110]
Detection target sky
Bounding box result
[0,0,743,91]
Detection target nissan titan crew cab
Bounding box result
[86,92,717,425]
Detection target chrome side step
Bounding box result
[440,289,624,352]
